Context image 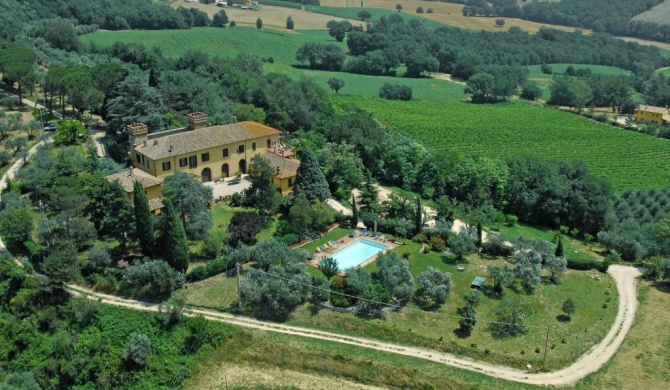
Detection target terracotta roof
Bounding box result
[636,105,668,114]
[259,151,300,179]
[106,168,162,193]
[136,121,281,160]
[148,198,164,211]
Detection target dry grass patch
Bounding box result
[172,0,364,30]
[320,0,581,33]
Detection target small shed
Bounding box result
[471,276,485,289]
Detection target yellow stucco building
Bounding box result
[634,105,670,125]
[105,167,164,213]
[128,113,299,194]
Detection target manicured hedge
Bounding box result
[186,257,230,282]
[566,257,610,273]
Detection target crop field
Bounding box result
[631,0,670,26]
[335,96,670,191]
[304,5,448,29]
[526,64,631,80]
[82,27,466,102]
[318,0,581,33]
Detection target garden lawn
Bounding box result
[334,96,670,191]
[81,27,466,102]
[210,203,277,239]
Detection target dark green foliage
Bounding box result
[106,76,166,133]
[0,202,32,251]
[186,257,229,283]
[286,16,294,30]
[123,332,151,368]
[0,372,41,390]
[88,177,134,244]
[351,193,359,225]
[416,267,452,307]
[457,305,476,335]
[228,212,263,247]
[53,120,88,147]
[133,180,155,258]
[160,200,190,273]
[326,20,352,42]
[562,297,576,319]
[311,276,330,303]
[490,295,532,339]
[163,171,213,240]
[379,83,412,101]
[327,77,345,93]
[377,251,414,301]
[358,10,372,21]
[414,197,422,235]
[41,244,80,288]
[566,257,609,272]
[212,9,229,27]
[318,257,339,280]
[292,147,331,203]
[296,42,346,71]
[88,246,111,268]
[487,265,514,294]
[555,236,564,257]
[520,81,542,100]
[244,155,280,215]
[256,17,263,29]
[123,259,181,300]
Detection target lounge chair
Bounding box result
[383,236,389,242]
[349,231,356,238]
[315,247,321,253]
[360,229,368,236]
[374,233,382,240]
[329,240,337,247]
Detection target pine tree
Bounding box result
[161,199,190,273]
[414,197,422,235]
[351,192,359,226]
[148,63,159,88]
[358,171,378,213]
[555,236,564,257]
[133,180,155,258]
[292,147,331,203]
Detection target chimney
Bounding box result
[186,112,207,131]
[168,145,173,153]
[127,123,148,147]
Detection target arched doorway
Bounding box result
[222,163,229,178]
[239,159,246,174]
[201,167,212,182]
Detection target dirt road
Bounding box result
[67,265,641,387]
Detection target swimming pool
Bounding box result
[330,239,388,269]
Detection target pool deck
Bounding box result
[308,233,400,271]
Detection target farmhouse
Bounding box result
[105,167,164,213]
[128,113,299,194]
[634,105,670,125]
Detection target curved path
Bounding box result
[67,265,640,387]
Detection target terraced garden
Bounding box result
[335,96,670,191]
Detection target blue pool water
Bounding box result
[330,239,387,269]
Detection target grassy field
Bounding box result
[333,96,670,191]
[574,282,670,390]
[181,237,618,371]
[656,67,670,77]
[82,27,466,102]
[631,0,670,26]
[304,5,448,29]
[526,64,631,79]
[184,329,545,390]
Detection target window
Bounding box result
[179,158,188,167]
[162,161,171,171]
[136,154,141,163]
[222,148,229,157]
[189,155,197,168]
[238,144,244,154]
[201,152,210,162]
[267,139,271,148]
[252,142,256,151]
[288,178,293,188]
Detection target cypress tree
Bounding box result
[476,221,483,248]
[351,192,359,226]
[161,199,190,272]
[414,197,422,235]
[555,236,564,257]
[133,180,155,258]
[292,147,331,203]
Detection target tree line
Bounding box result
[309,14,668,80]
[456,0,670,43]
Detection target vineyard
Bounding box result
[83,27,465,102]
[335,96,670,191]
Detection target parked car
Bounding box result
[44,123,57,131]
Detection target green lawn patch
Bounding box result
[526,64,631,80]
[334,96,670,191]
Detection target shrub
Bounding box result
[416,6,424,13]
[185,257,229,283]
[379,83,412,101]
[429,236,446,252]
[566,257,609,272]
[427,8,433,14]
[123,333,151,368]
[230,20,236,27]
[89,246,112,268]
[276,233,300,246]
[123,260,181,300]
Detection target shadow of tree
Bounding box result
[556,314,571,323]
[453,327,472,339]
